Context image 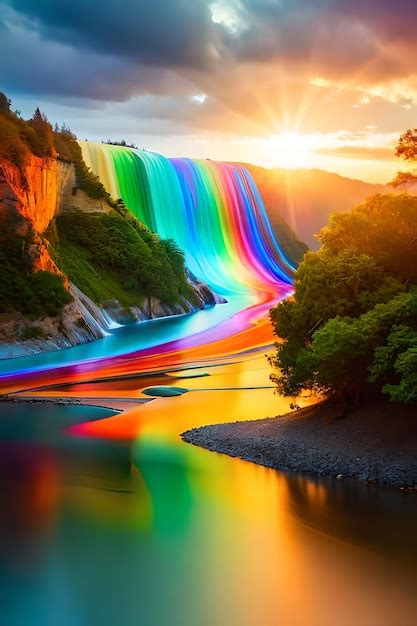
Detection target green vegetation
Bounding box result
[105,139,138,149]
[270,193,417,405]
[50,208,197,308]
[20,325,45,340]
[0,232,71,318]
[0,91,112,205]
[269,213,308,266]
[0,90,201,324]
[0,97,56,167]
[390,128,417,188]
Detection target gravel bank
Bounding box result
[181,401,417,488]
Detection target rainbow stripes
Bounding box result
[0,143,295,391]
[80,142,294,296]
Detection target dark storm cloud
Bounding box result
[0,3,196,101]
[1,0,417,133]
[229,0,417,79]
[4,1,417,82]
[4,0,217,68]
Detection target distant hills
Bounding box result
[241,164,388,249]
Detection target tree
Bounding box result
[389,128,417,188]
[0,117,28,166]
[270,194,417,405]
[395,128,417,161]
[27,107,56,158]
[318,194,417,281]
[0,92,11,113]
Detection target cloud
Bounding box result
[4,0,218,68]
[316,145,395,161]
[1,0,417,142]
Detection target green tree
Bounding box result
[270,194,417,404]
[27,107,56,158]
[0,232,71,318]
[0,117,28,166]
[390,127,417,188]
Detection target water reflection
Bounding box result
[0,401,416,626]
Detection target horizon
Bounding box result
[8,95,408,185]
[2,1,417,184]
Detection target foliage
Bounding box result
[395,128,417,161]
[20,325,45,340]
[0,92,59,167]
[52,209,194,307]
[318,194,417,281]
[389,127,417,189]
[27,108,56,158]
[268,213,308,265]
[0,232,71,318]
[0,92,11,112]
[0,116,29,167]
[390,170,417,189]
[270,193,417,404]
[105,139,138,149]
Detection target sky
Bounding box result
[1,0,417,183]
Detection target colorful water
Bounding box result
[80,142,294,296]
[0,146,416,625]
[1,380,416,626]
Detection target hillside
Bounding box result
[242,164,388,249]
[0,95,218,356]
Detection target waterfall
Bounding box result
[79,142,294,298]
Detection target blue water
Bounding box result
[0,296,252,377]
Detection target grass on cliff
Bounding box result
[56,239,146,308]
[50,208,197,308]
[0,233,71,318]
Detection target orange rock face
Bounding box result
[0,155,73,234]
[0,156,73,286]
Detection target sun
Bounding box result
[265,132,317,168]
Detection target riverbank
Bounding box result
[182,400,417,488]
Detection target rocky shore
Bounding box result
[182,400,417,488]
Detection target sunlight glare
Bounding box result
[266,132,316,168]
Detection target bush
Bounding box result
[0,232,72,318]
[20,325,45,340]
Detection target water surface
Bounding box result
[1,370,416,626]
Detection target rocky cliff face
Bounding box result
[100,274,225,326]
[0,155,73,233]
[0,276,222,359]
[0,156,72,281]
[0,287,106,359]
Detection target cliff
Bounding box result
[0,155,221,359]
[0,155,73,233]
[0,156,72,279]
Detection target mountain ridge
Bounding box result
[237,162,389,249]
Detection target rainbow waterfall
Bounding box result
[80,142,294,298]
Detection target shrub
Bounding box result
[20,325,45,340]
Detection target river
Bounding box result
[0,306,416,626]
